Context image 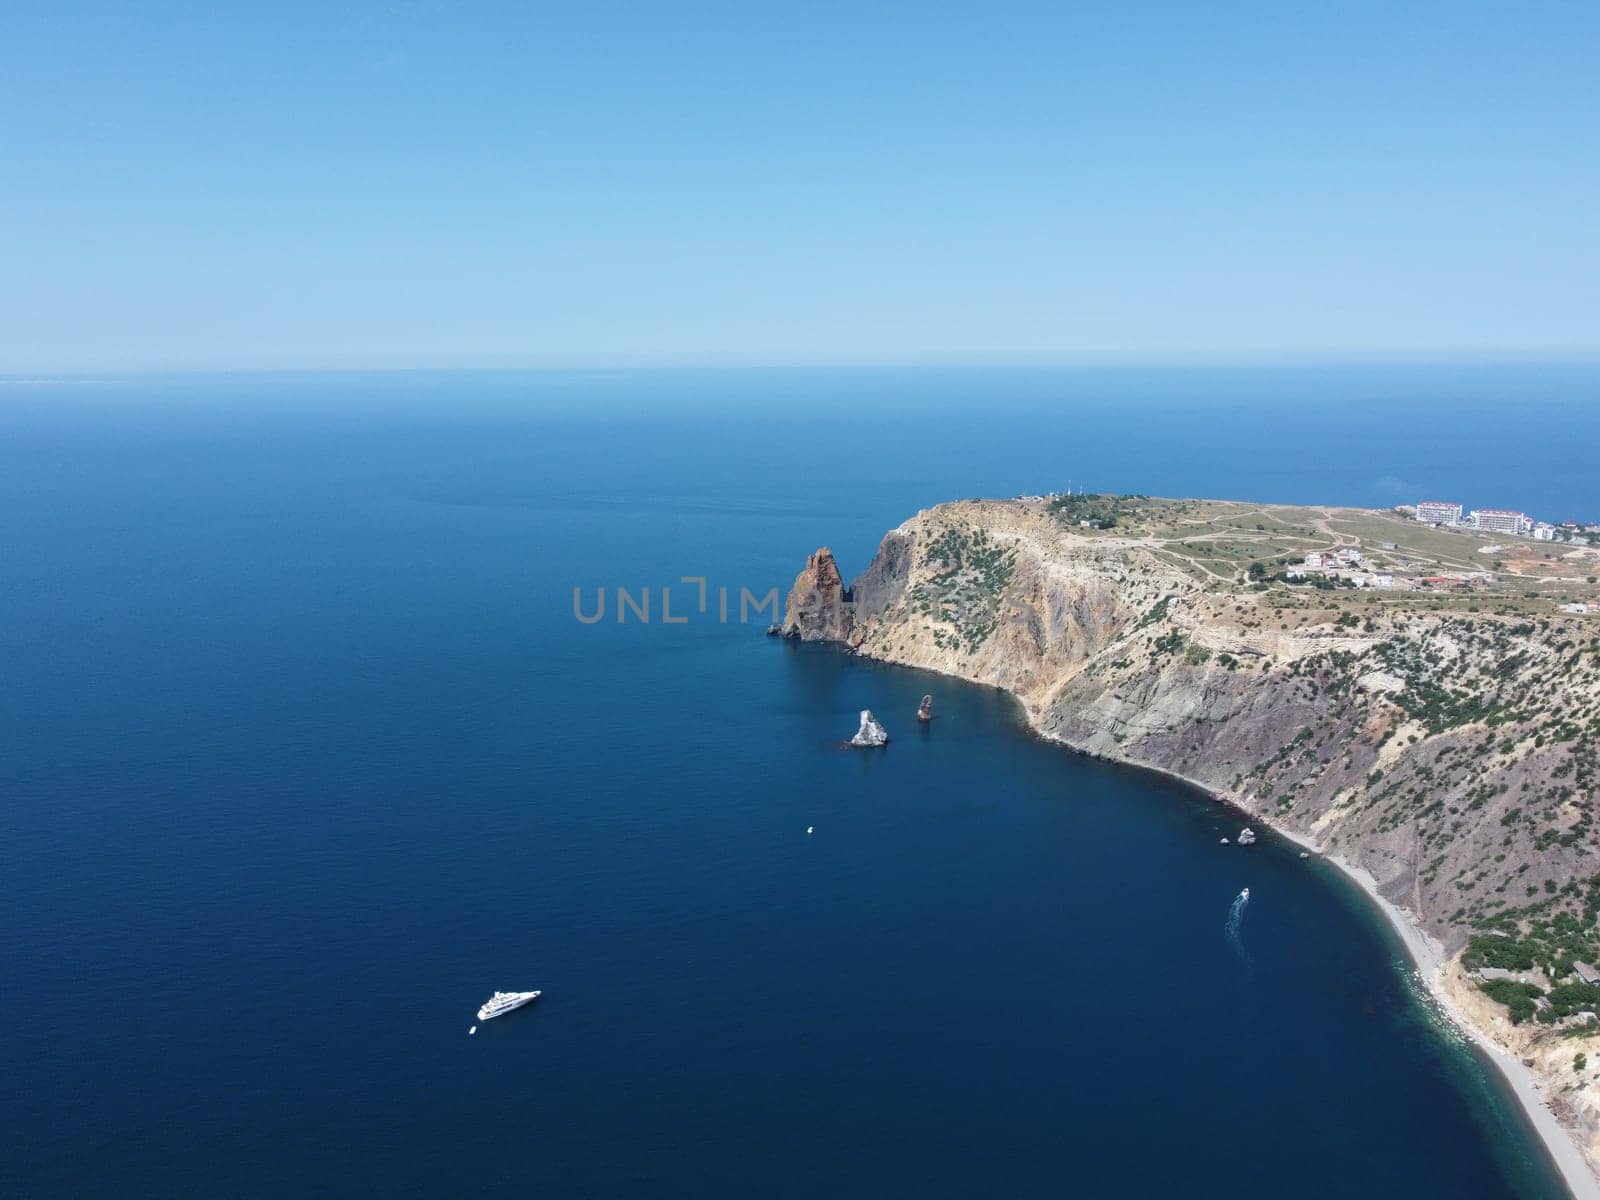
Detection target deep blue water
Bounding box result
[2,366,1595,1197]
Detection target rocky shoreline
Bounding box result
[782,495,1600,1194]
[1032,715,1600,1200]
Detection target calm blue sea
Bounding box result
[2,366,1596,1198]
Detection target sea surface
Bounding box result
[3,366,1596,1197]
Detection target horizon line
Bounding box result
[5,345,1600,379]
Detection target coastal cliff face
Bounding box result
[785,496,1600,1174]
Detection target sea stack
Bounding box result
[782,547,854,642]
[1238,828,1257,846]
[850,709,889,747]
[917,694,934,721]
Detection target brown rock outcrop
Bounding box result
[781,546,855,642]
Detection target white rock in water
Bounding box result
[1219,837,1230,845]
[1238,828,1257,845]
[850,709,889,747]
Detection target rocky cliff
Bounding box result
[784,495,1600,1178]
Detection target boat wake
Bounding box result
[1226,887,1252,973]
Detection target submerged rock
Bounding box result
[1237,828,1257,846]
[850,709,889,747]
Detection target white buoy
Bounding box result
[469,1026,477,1035]
[806,826,814,835]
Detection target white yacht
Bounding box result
[477,990,541,1021]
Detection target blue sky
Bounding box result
[3,1,1597,370]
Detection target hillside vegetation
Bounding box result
[782,494,1600,1154]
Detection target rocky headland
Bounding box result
[783,494,1600,1192]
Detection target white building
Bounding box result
[1416,501,1463,526]
[1563,602,1591,614]
[1470,509,1529,536]
[1533,523,1557,541]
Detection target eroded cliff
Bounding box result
[785,494,1600,1175]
